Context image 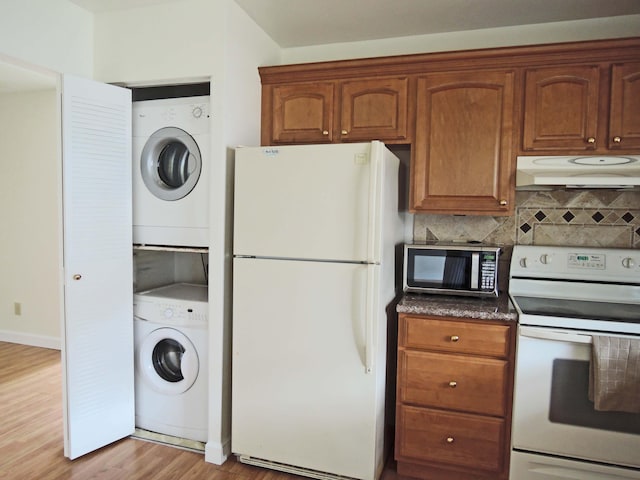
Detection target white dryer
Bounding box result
[132,96,210,247]
[134,283,208,442]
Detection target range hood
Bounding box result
[516,156,640,190]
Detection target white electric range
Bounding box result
[508,245,640,480]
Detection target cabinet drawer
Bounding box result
[398,350,507,416]
[401,315,511,358]
[397,405,505,473]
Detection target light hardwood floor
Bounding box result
[0,341,398,480]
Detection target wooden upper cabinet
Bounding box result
[411,70,515,215]
[609,62,640,150]
[339,77,409,142]
[522,61,640,153]
[270,83,334,144]
[522,65,600,151]
[263,77,410,145]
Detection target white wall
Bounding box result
[207,0,279,465]
[0,0,93,77]
[0,89,61,349]
[281,14,640,64]
[93,0,224,84]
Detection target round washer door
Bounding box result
[138,327,199,395]
[140,127,202,201]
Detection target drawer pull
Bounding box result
[446,437,455,444]
[448,381,457,388]
[450,335,460,342]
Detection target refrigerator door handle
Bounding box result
[366,143,381,263]
[364,264,378,373]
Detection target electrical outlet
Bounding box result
[14,302,21,316]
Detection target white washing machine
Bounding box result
[132,96,210,247]
[134,282,208,442]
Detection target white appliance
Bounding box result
[508,245,640,479]
[231,142,405,480]
[132,96,210,247]
[134,282,209,442]
[516,155,640,189]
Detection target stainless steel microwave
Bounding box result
[403,244,500,297]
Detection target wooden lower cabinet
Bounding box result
[395,314,515,480]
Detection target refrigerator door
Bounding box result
[231,257,384,480]
[233,142,389,263]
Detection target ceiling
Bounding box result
[69,0,640,47]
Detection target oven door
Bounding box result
[513,325,640,468]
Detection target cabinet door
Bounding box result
[61,75,133,459]
[340,77,409,142]
[412,71,514,215]
[522,65,600,151]
[609,62,640,150]
[270,83,334,144]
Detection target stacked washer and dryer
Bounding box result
[132,95,210,444]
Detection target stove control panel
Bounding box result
[567,253,606,269]
[510,245,639,282]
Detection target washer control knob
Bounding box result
[192,106,203,118]
[519,257,527,268]
[164,308,174,318]
[622,257,636,269]
[540,254,550,265]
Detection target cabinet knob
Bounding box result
[586,137,596,144]
[446,437,455,444]
[450,335,460,342]
[499,199,507,206]
[341,129,348,135]
[73,274,82,281]
[448,381,457,388]
[322,130,329,136]
[613,136,622,143]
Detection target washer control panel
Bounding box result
[133,283,208,327]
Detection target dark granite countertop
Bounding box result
[397,292,518,322]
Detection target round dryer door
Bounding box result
[140,126,202,201]
[138,327,199,395]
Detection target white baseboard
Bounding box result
[204,437,231,465]
[0,330,60,350]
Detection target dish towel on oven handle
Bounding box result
[589,335,640,413]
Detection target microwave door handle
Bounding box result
[470,253,479,289]
[520,326,592,344]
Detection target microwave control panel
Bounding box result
[480,253,497,290]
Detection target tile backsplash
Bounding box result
[412,189,639,291]
[413,190,640,249]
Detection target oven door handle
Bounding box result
[520,326,593,344]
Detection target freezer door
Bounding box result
[233,142,391,263]
[231,257,385,480]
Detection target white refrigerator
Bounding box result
[231,141,405,480]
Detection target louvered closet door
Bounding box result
[61,75,133,460]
